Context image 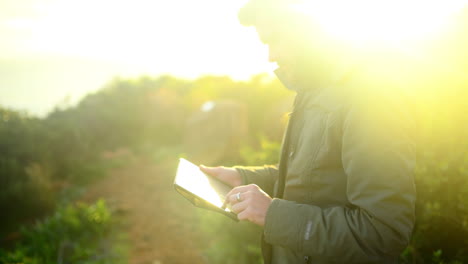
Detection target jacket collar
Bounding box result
[274,67,299,92]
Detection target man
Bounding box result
[200,0,416,263]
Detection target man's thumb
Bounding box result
[199,165,219,176]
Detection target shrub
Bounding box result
[198,211,263,264]
[0,200,127,264]
[0,108,55,236]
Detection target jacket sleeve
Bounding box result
[263,93,417,262]
[234,165,279,196]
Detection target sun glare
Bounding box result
[295,0,467,49]
[1,0,270,80]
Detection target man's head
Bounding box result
[238,0,346,86]
[238,0,308,66]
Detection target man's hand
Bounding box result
[199,165,242,188]
[224,184,272,226]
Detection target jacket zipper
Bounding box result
[276,91,306,198]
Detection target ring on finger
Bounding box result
[236,192,242,202]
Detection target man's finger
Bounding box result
[237,209,251,222]
[222,192,239,209]
[221,195,230,209]
[222,189,243,209]
[225,184,257,200]
[228,190,248,205]
[231,199,248,214]
[199,165,219,176]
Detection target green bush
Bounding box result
[0,199,127,264]
[240,136,282,166]
[198,211,263,264]
[397,85,468,263]
[0,108,55,236]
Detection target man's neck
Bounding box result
[274,61,354,92]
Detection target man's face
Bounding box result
[255,20,300,70]
[254,16,344,85]
[254,18,324,85]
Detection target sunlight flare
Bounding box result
[294,0,467,48]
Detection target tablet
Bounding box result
[174,158,238,221]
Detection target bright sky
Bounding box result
[0,0,272,116]
[1,0,466,116]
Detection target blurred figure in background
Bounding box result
[201,0,418,263]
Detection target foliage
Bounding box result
[0,108,55,236]
[0,200,127,264]
[240,135,282,166]
[198,211,263,264]
[1,70,467,263]
[399,95,468,263]
[0,74,292,262]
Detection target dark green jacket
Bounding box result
[236,70,416,263]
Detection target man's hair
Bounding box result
[238,0,299,27]
[238,0,262,26]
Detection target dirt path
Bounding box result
[82,157,208,264]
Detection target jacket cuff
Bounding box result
[264,199,306,252]
[233,165,277,195]
[234,167,250,185]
